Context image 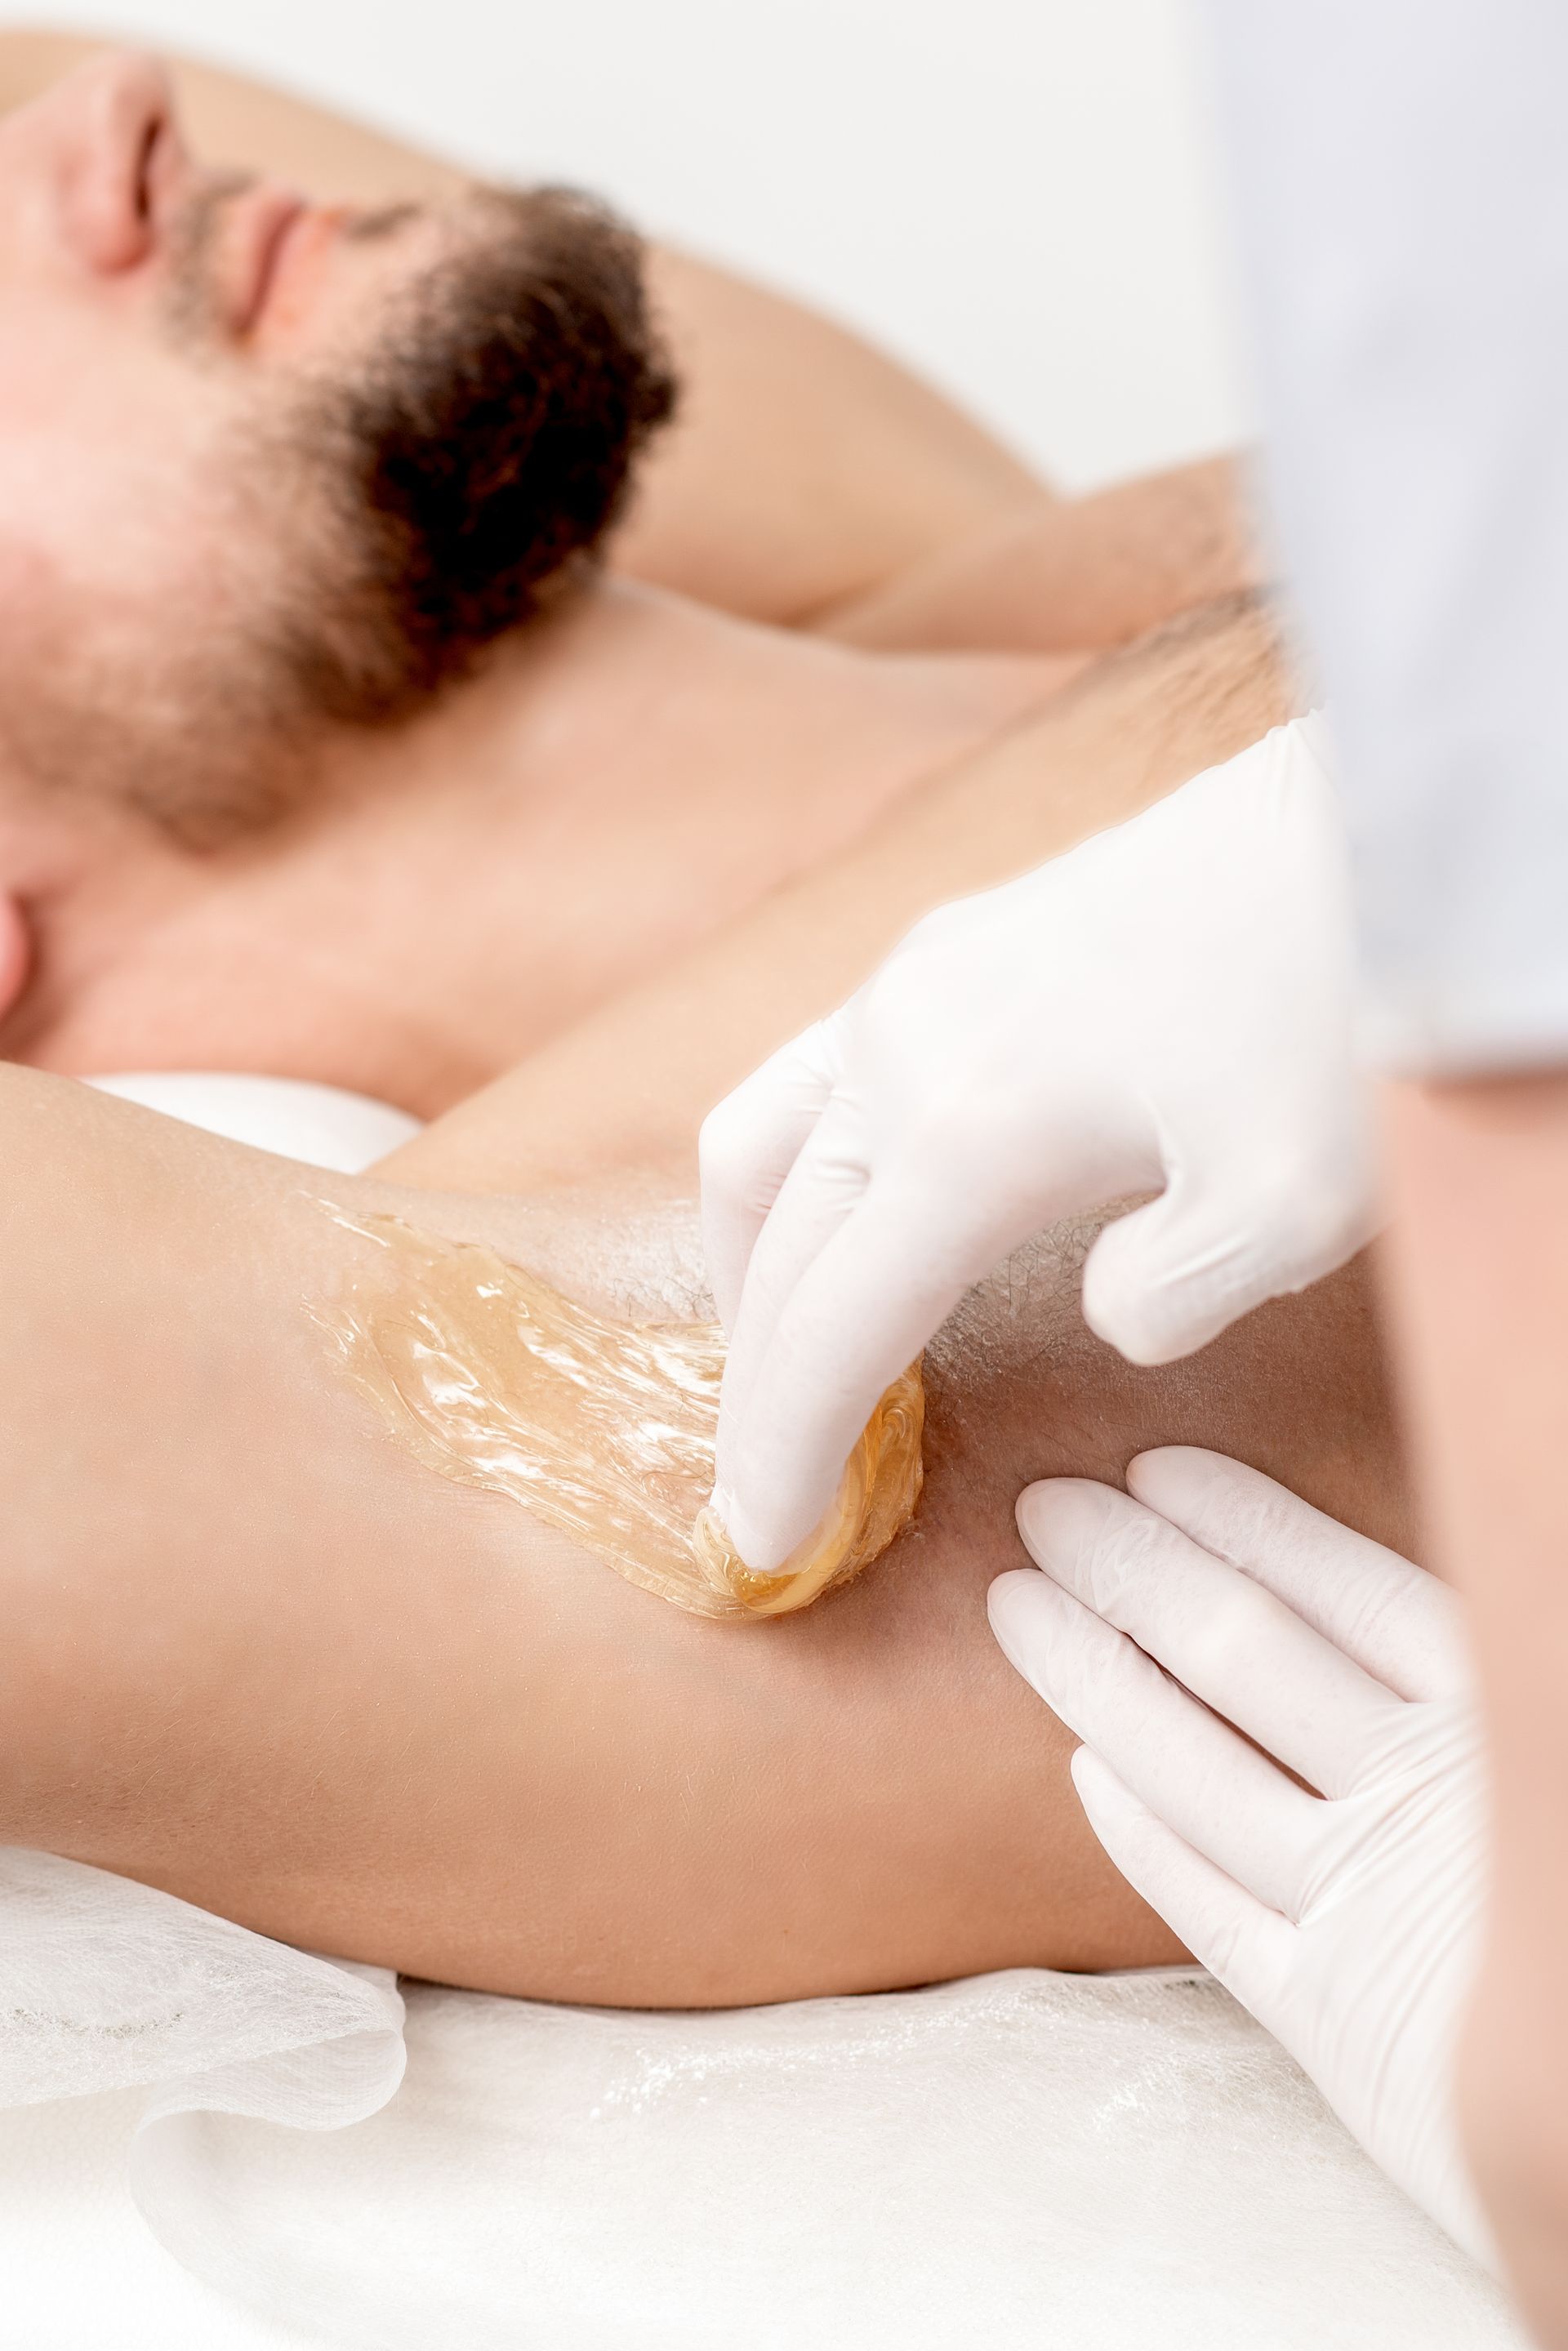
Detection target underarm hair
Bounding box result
[1053,589,1297,756]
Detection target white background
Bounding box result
[4,0,1250,488]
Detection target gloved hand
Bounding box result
[989,1447,1493,2266]
[702,715,1375,1573]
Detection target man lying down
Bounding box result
[0,592,1410,2009]
[0,48,1403,2005]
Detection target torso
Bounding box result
[21,586,1077,1113]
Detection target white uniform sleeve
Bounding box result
[1201,0,1568,1074]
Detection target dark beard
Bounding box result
[67,179,680,846]
[284,183,679,727]
[158,171,258,347]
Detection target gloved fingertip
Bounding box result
[987,1567,1066,1689]
[1124,1445,1230,1519]
[1014,1483,1049,1548]
[987,1566,1040,1617]
[1084,1286,1219,1369]
[706,1483,782,1578]
[1082,1213,1254,1366]
[1069,1743,1140,1826]
[1014,1476,1120,1569]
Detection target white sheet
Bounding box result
[87,1072,421,1170]
[0,1961,1526,2350]
[0,1075,1526,2349]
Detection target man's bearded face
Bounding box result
[0,51,675,843]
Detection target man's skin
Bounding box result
[0,577,1062,1111]
[0,602,1411,2010]
[821,454,1259,654]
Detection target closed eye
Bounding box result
[345,203,422,246]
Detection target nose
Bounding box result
[37,49,187,274]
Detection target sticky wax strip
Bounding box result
[312,1208,923,1620]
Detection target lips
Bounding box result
[225,180,308,336]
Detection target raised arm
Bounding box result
[816,455,1263,656]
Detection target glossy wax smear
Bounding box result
[313,1209,924,1621]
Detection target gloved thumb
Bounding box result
[1081,1182,1334,1365]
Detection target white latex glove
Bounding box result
[988,1447,1494,2267]
[702,715,1375,1572]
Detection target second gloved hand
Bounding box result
[702,715,1374,1573]
[991,1448,1492,2265]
